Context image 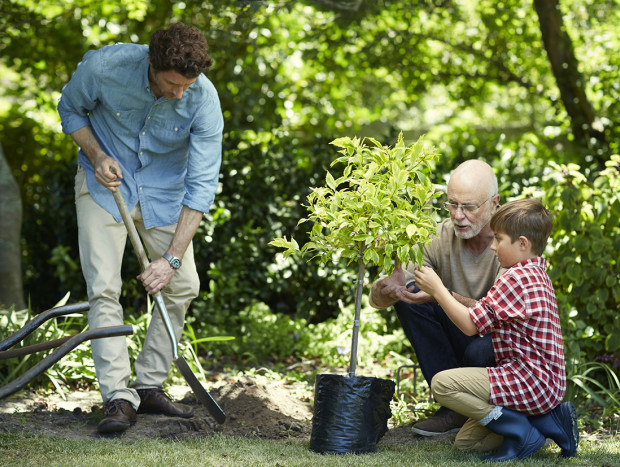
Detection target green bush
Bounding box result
[193,131,358,324]
[188,300,310,365]
[303,297,409,371]
[189,294,412,371]
[531,155,620,365]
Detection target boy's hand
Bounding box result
[414,266,446,298]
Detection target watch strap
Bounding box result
[162,252,182,269]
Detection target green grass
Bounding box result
[0,432,618,466]
[2,300,619,466]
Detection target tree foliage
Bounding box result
[533,156,620,360]
[0,0,618,364]
[272,134,439,273]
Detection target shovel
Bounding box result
[110,170,226,424]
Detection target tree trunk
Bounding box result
[0,141,26,310]
[348,248,366,378]
[533,0,607,150]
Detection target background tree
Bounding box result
[0,142,25,310]
[0,0,617,366]
[534,0,607,151]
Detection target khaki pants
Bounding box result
[75,167,199,409]
[432,367,503,452]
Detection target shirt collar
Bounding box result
[512,256,546,270]
[141,54,153,94]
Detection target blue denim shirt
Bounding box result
[58,43,223,229]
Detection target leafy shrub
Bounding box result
[189,294,412,371]
[565,361,620,426]
[302,297,409,371]
[525,155,620,365]
[188,300,310,364]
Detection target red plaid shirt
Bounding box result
[469,257,566,415]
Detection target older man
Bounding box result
[369,160,502,436]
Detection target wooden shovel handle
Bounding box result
[108,166,179,358]
[109,167,150,272]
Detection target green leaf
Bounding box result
[415,248,424,267]
[326,171,336,190]
[566,264,580,282]
[190,336,236,343]
[330,137,352,149]
[363,248,380,266]
[269,236,299,251]
[406,224,417,238]
[606,333,620,352]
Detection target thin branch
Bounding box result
[406,32,538,92]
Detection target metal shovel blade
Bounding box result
[110,173,226,423]
[174,356,226,424]
[152,295,226,424]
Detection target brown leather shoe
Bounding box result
[98,399,137,434]
[411,406,468,436]
[137,387,195,418]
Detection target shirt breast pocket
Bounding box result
[109,108,143,136]
[152,121,191,152]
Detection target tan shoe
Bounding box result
[137,387,195,418]
[98,399,137,434]
[412,406,468,436]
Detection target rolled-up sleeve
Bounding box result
[182,94,224,214]
[57,49,101,135]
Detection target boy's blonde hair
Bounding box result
[490,198,553,255]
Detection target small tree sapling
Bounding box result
[270,133,439,376]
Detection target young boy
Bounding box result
[414,198,579,461]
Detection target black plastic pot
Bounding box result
[309,373,395,454]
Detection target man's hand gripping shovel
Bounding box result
[110,167,226,424]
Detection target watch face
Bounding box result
[171,258,181,269]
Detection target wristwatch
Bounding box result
[162,252,182,270]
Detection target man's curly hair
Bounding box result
[149,23,212,78]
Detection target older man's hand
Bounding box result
[373,263,433,306]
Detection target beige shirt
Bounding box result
[370,218,503,307]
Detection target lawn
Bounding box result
[0,430,618,466]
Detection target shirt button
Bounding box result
[139,151,143,155]
[116,113,120,116]
[142,132,146,135]
[174,128,178,131]
[139,186,143,191]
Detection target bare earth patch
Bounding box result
[0,377,310,441]
[0,376,426,447]
[2,377,614,452]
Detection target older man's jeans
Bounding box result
[394,291,495,385]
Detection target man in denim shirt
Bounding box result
[58,23,223,434]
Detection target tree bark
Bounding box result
[0,141,26,310]
[533,0,607,149]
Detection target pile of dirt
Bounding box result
[3,374,615,452]
[0,376,426,447]
[0,377,312,441]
